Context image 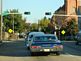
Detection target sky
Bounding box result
[2,0,64,23]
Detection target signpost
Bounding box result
[61,30,66,40]
[8,29,13,33]
[61,30,65,35]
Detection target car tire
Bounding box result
[26,44,30,50]
[56,52,60,56]
[31,52,36,56]
[26,46,30,50]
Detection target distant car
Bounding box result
[25,32,45,49]
[75,32,81,45]
[19,33,26,38]
[28,34,63,55]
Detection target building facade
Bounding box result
[78,6,81,30]
[51,0,81,30]
[65,0,81,30]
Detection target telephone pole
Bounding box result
[0,0,3,42]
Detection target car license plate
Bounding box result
[54,46,58,48]
[44,49,50,52]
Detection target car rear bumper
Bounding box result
[30,48,63,52]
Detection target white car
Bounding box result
[25,32,45,49]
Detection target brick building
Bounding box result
[65,0,81,15]
[51,0,81,28]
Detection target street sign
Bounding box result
[8,29,13,33]
[2,11,9,16]
[61,30,65,35]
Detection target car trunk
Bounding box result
[32,41,62,48]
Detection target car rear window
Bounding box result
[33,36,57,42]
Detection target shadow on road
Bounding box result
[0,40,81,57]
[0,40,30,57]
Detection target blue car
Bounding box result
[29,34,63,55]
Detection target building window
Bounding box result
[78,0,81,5]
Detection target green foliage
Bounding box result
[38,17,50,32]
[3,9,29,33]
[30,23,38,31]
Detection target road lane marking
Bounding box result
[61,53,81,58]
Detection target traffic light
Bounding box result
[45,12,51,15]
[24,12,30,15]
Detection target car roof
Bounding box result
[44,34,56,36]
[28,32,45,36]
[34,34,56,37]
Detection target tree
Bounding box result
[66,18,78,35]
[38,17,50,32]
[30,23,38,31]
[3,9,28,33]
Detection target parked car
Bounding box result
[19,32,26,38]
[25,32,45,49]
[28,34,63,55]
[75,31,81,45]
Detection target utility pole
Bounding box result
[13,14,14,34]
[76,0,78,13]
[0,0,3,42]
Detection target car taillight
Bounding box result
[58,45,63,48]
[54,45,63,48]
[31,46,41,48]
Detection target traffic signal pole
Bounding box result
[0,0,3,42]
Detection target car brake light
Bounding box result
[54,45,63,48]
[31,46,41,48]
[60,45,63,48]
[59,45,63,48]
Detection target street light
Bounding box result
[45,12,52,33]
[24,11,31,31]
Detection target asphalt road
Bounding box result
[0,40,81,61]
